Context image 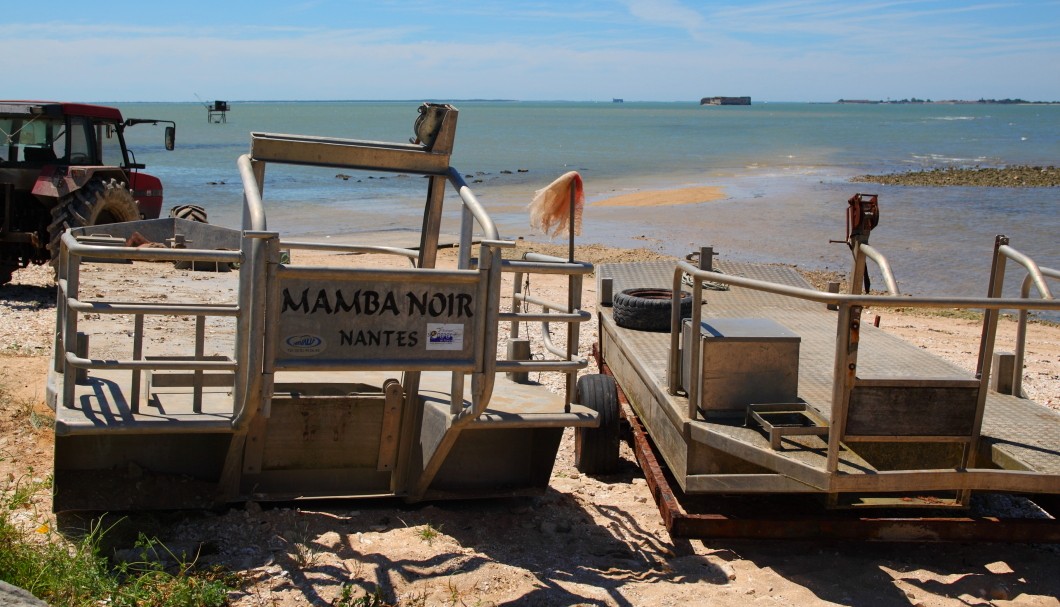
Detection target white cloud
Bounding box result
[620,0,706,34]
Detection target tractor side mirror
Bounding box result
[164,126,176,151]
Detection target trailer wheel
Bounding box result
[47,179,139,270]
[169,204,208,223]
[612,288,692,332]
[575,374,621,475]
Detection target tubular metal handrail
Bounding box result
[993,243,1057,397]
[281,240,419,263]
[57,231,245,421]
[55,124,576,437]
[669,253,1060,480]
[668,258,1060,393]
[855,242,900,295]
[504,252,594,408]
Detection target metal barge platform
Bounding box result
[594,199,1059,537]
[46,104,610,512]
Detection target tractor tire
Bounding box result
[612,288,693,332]
[574,374,621,475]
[48,178,140,270]
[0,264,15,287]
[169,204,207,223]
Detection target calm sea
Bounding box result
[116,101,1058,315]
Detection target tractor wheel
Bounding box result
[612,287,693,332]
[48,178,140,270]
[169,204,207,223]
[0,264,15,287]
[574,374,621,475]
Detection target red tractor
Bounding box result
[0,101,175,285]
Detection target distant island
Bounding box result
[701,96,751,106]
[837,98,1058,105]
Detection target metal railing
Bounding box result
[669,240,1060,483]
[54,115,594,435]
[989,238,1056,397]
[56,231,245,429]
[502,252,594,408]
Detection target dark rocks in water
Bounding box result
[336,174,351,180]
[852,165,1060,188]
[701,96,751,106]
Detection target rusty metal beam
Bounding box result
[594,346,1060,543]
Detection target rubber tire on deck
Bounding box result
[575,374,621,475]
[169,204,208,223]
[47,179,140,270]
[612,288,693,332]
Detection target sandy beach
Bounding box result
[1,230,1058,606]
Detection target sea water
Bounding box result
[116,101,1059,315]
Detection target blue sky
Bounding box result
[4,0,1058,102]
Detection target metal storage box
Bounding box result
[681,318,800,415]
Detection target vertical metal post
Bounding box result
[668,268,689,397]
[568,185,576,264]
[260,233,279,418]
[563,181,579,410]
[698,246,713,272]
[849,237,868,296]
[62,251,81,409]
[564,274,582,412]
[977,236,1008,380]
[961,236,1007,504]
[1013,273,1035,397]
[599,277,613,307]
[990,352,1016,395]
[234,165,262,424]
[510,271,524,339]
[826,304,862,480]
[418,176,445,269]
[193,315,206,413]
[458,205,473,270]
[53,233,67,375]
[74,333,89,383]
[131,314,144,413]
[827,282,840,311]
[506,338,531,383]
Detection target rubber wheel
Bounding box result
[47,178,140,269]
[0,264,15,286]
[612,287,693,332]
[169,204,207,223]
[575,374,621,475]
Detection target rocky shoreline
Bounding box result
[852,165,1060,187]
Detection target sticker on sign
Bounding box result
[426,323,464,351]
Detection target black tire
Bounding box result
[169,204,208,223]
[0,264,15,287]
[575,374,621,475]
[612,288,693,332]
[47,178,140,270]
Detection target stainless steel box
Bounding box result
[681,318,800,414]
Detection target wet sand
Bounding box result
[591,185,726,207]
